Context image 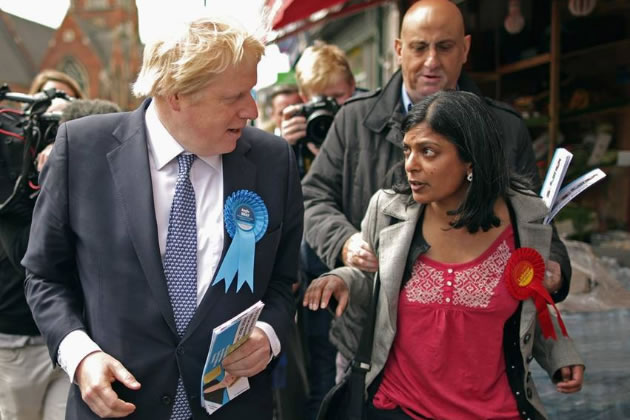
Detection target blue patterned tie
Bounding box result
[164,153,197,420]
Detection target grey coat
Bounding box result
[329,189,583,420]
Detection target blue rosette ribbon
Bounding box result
[213,190,268,292]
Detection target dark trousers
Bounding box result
[271,319,309,420]
[300,241,337,420]
[305,308,337,420]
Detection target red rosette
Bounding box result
[504,248,545,301]
[504,248,568,340]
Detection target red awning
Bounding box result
[267,0,347,30]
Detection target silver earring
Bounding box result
[467,172,473,182]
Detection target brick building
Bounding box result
[0,0,143,110]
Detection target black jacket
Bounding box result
[302,70,571,301]
[0,213,39,335]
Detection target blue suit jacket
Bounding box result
[22,99,303,419]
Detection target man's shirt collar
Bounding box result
[400,83,461,115]
[401,84,413,115]
[145,101,221,172]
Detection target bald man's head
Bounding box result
[395,0,471,103]
[402,0,466,38]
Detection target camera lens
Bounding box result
[306,111,334,146]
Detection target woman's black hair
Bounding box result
[394,90,530,233]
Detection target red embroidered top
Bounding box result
[373,226,522,420]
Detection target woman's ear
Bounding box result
[465,163,473,182]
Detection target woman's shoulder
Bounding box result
[370,189,414,211]
[364,189,420,229]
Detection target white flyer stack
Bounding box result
[539,148,606,224]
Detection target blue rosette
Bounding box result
[213,190,268,292]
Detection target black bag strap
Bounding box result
[347,272,380,420]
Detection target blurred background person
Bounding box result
[0,72,116,419]
[59,98,120,123]
[28,69,85,113]
[280,41,357,166]
[28,69,84,98]
[0,68,79,420]
[28,69,86,170]
[269,84,302,136]
[36,99,122,172]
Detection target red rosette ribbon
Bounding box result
[504,248,568,340]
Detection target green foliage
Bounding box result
[555,203,598,242]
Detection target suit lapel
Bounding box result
[106,100,178,337]
[184,135,256,337]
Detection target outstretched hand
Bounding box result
[303,275,349,317]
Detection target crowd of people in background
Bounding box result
[0,1,584,420]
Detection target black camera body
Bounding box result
[0,85,66,219]
[295,95,339,147]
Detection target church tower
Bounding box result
[39,0,143,109]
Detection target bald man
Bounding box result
[396,0,470,101]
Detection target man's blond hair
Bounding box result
[295,41,354,98]
[133,16,265,98]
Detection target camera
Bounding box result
[295,95,340,146]
[0,84,67,219]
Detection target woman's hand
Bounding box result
[543,260,562,295]
[554,365,585,393]
[302,275,349,317]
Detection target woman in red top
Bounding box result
[304,90,584,420]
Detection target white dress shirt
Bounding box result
[57,101,279,381]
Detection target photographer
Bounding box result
[280,41,358,178]
[29,70,84,172]
[0,84,118,419]
[0,83,72,420]
[28,69,84,99]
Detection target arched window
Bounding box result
[59,57,89,96]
